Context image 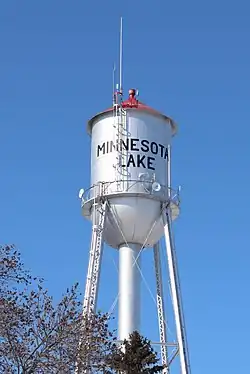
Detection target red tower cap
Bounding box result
[87,90,177,135]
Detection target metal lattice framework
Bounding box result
[163,209,191,374]
[153,242,169,372]
[80,137,191,373]
[81,198,191,374]
[83,200,107,316]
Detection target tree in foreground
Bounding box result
[0,244,32,294]
[108,330,164,374]
[0,245,163,373]
[0,245,118,373]
[0,281,118,373]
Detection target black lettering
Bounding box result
[159,144,165,158]
[147,157,155,170]
[127,154,136,167]
[109,141,116,152]
[141,139,149,152]
[131,138,139,151]
[137,154,146,168]
[164,148,169,159]
[150,142,158,155]
[97,143,105,157]
[120,139,129,151]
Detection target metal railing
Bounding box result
[79,179,180,207]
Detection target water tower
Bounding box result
[78,20,191,374]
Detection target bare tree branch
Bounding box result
[0,247,118,373]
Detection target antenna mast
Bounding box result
[119,17,123,94]
[113,63,116,105]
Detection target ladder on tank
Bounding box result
[113,99,128,192]
[83,199,107,316]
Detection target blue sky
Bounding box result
[1,1,250,372]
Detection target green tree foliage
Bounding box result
[107,330,164,374]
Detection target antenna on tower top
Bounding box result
[112,17,124,107]
[119,17,123,94]
[112,63,116,105]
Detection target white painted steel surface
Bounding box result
[163,210,191,374]
[91,110,171,193]
[104,197,164,248]
[118,243,141,340]
[88,109,173,248]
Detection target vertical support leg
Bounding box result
[163,209,191,374]
[153,242,169,373]
[75,201,107,374]
[118,243,141,341]
[83,200,107,316]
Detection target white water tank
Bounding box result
[82,90,177,248]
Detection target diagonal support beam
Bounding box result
[163,209,191,374]
[153,242,169,373]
